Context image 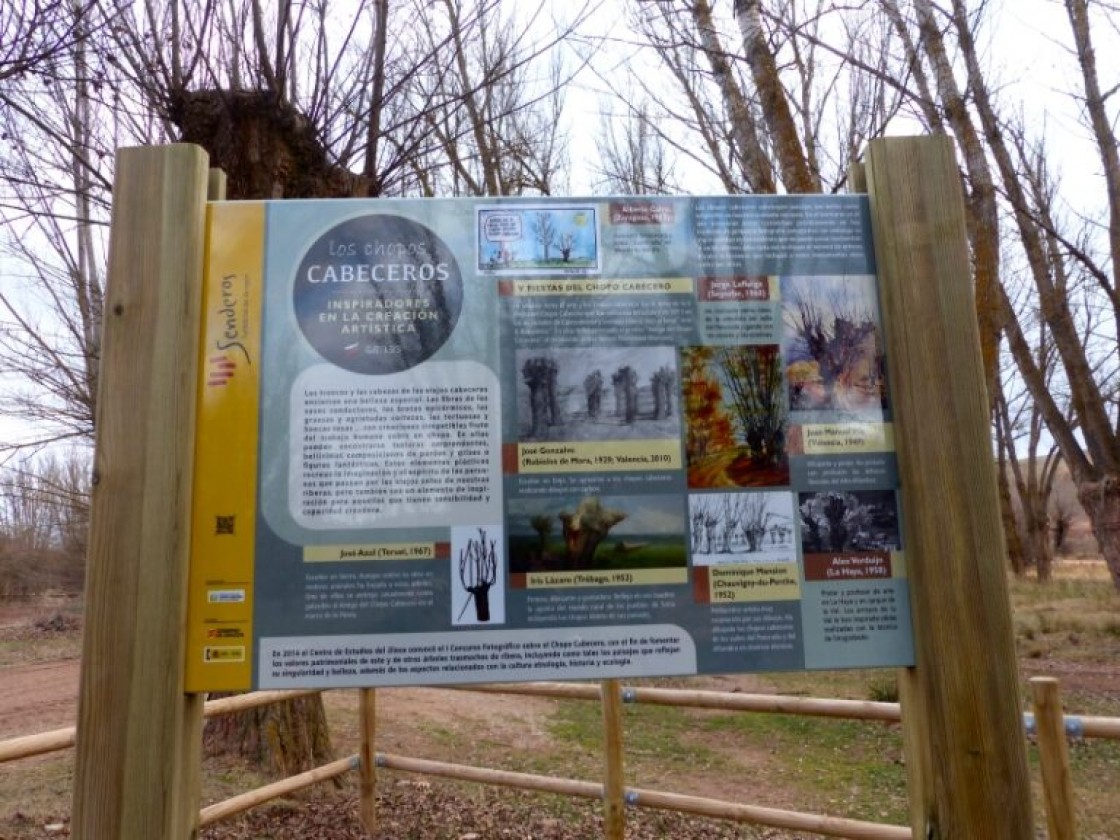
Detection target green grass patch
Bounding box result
[763,668,898,701]
[544,690,910,825]
[697,712,908,823]
[547,697,716,775]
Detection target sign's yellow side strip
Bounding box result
[186,203,265,692]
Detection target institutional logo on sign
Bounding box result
[206,627,245,639]
[207,354,237,386]
[207,588,246,604]
[203,646,245,662]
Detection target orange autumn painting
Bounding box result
[681,344,789,489]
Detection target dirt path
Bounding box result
[0,656,558,748]
[1020,659,1120,702]
[0,658,80,741]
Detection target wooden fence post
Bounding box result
[863,136,1034,837]
[1031,677,1077,839]
[600,679,626,840]
[359,688,378,834]
[70,144,210,840]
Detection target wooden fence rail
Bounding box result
[1,677,1115,838]
[0,688,322,764]
[198,755,359,827]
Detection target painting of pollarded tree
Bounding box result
[689,491,797,566]
[798,490,901,554]
[508,494,686,574]
[781,275,888,415]
[682,344,789,488]
[516,346,680,442]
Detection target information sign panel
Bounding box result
[185,195,913,691]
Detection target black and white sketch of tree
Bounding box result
[689,491,795,566]
[517,346,679,442]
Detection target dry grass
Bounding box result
[1010,562,1120,671]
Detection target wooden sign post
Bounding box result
[70,144,210,840]
[863,136,1034,837]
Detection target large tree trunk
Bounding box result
[732,0,818,192]
[1078,477,1120,589]
[996,465,1027,577]
[1025,494,1054,582]
[689,0,776,193]
[203,695,333,777]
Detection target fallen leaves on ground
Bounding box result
[198,779,799,840]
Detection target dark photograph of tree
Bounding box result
[797,490,901,554]
[781,276,888,415]
[681,344,789,488]
[507,494,686,574]
[516,346,680,442]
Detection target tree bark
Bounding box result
[690,0,776,193]
[202,695,333,777]
[733,0,817,192]
[1079,478,1120,589]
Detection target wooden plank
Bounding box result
[359,688,377,835]
[0,727,76,763]
[632,788,910,840]
[864,136,1033,836]
[600,679,626,840]
[70,144,210,840]
[171,166,228,839]
[1031,677,1078,839]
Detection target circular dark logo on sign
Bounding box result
[293,215,463,374]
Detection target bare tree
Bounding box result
[0,0,110,450]
[619,0,904,194]
[416,1,576,197]
[596,101,677,194]
[531,210,558,261]
[0,0,103,85]
[0,449,89,599]
[884,0,1120,586]
[994,354,1063,581]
